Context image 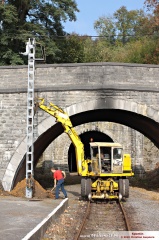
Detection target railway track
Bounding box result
[73,200,131,240]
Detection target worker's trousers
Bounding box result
[55,178,67,199]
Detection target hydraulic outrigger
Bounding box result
[37,98,134,201]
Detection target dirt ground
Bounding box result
[0,179,55,199]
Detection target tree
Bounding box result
[145,0,159,27]
[94,16,116,44]
[114,7,150,43]
[83,38,113,63]
[0,4,23,65]
[85,4,159,65]
[94,6,151,45]
[56,34,86,63]
[0,0,79,65]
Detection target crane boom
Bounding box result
[38,98,84,174]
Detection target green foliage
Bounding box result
[89,5,159,65]
[84,37,159,64]
[94,17,116,44]
[94,6,152,44]
[59,33,159,65]
[83,38,112,63]
[56,34,86,63]
[0,0,79,65]
[1,1,159,65]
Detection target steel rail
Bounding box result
[73,200,91,240]
[119,201,131,231]
[73,200,131,240]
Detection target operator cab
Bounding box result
[90,142,123,174]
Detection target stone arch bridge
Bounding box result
[1,62,159,191]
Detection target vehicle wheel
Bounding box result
[81,178,91,198]
[81,178,87,197]
[119,179,123,199]
[123,179,129,198]
[119,179,129,198]
[86,178,92,196]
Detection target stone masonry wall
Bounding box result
[1,62,159,183]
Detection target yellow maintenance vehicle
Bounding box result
[37,98,134,201]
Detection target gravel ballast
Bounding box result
[42,184,159,239]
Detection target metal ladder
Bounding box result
[26,39,35,198]
[22,38,45,198]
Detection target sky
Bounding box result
[63,0,146,36]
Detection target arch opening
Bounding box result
[6,108,159,190]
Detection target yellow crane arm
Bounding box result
[37,98,84,174]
